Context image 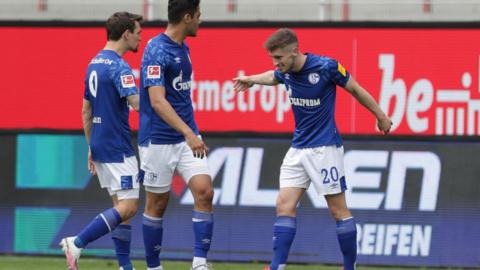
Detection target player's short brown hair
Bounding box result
[263,28,298,52]
[106,12,143,41]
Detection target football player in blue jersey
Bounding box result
[59,12,143,270]
[138,1,214,270]
[234,28,392,270]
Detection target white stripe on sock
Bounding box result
[143,213,163,221]
[99,213,112,232]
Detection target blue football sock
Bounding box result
[192,210,213,258]
[112,224,132,269]
[336,217,357,270]
[142,214,163,268]
[75,208,122,248]
[270,216,296,270]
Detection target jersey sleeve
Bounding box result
[84,76,90,100]
[274,69,285,84]
[84,69,94,101]
[141,44,167,88]
[326,58,350,87]
[112,61,138,98]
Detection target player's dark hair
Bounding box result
[264,28,298,52]
[106,12,143,41]
[168,0,200,24]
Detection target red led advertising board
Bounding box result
[2,27,480,135]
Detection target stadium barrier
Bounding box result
[1,133,479,268]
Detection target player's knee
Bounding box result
[123,207,138,220]
[146,194,169,216]
[276,197,296,216]
[149,198,169,213]
[195,186,214,204]
[117,199,139,220]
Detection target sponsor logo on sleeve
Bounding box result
[147,65,161,79]
[121,74,135,88]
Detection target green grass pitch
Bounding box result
[0,255,464,270]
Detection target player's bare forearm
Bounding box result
[248,70,278,85]
[344,77,392,133]
[345,78,385,119]
[154,100,194,137]
[149,86,209,158]
[82,99,95,173]
[81,99,93,145]
[149,86,194,137]
[82,121,92,145]
[233,70,278,91]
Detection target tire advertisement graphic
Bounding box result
[1,134,479,267]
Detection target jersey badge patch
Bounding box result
[147,65,161,79]
[121,75,135,88]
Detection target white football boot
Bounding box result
[59,236,82,270]
[146,266,163,270]
[191,263,213,270]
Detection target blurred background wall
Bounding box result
[1,0,480,21]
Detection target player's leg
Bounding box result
[177,141,214,270]
[60,157,139,270]
[268,187,305,270]
[267,147,309,270]
[305,146,357,270]
[141,143,175,270]
[111,194,139,270]
[325,192,356,270]
[142,189,169,270]
[188,175,214,269]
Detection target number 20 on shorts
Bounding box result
[321,166,339,184]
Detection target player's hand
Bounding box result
[233,76,254,92]
[87,149,96,175]
[185,133,209,159]
[377,116,393,135]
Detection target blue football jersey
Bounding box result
[274,53,350,148]
[139,33,199,145]
[84,50,137,162]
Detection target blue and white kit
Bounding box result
[139,34,210,193]
[274,53,350,194]
[84,49,139,199]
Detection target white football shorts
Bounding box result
[94,155,140,200]
[279,145,347,195]
[139,140,211,194]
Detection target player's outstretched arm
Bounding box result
[344,76,392,134]
[81,99,96,174]
[233,70,279,91]
[149,85,208,158]
[126,94,140,112]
